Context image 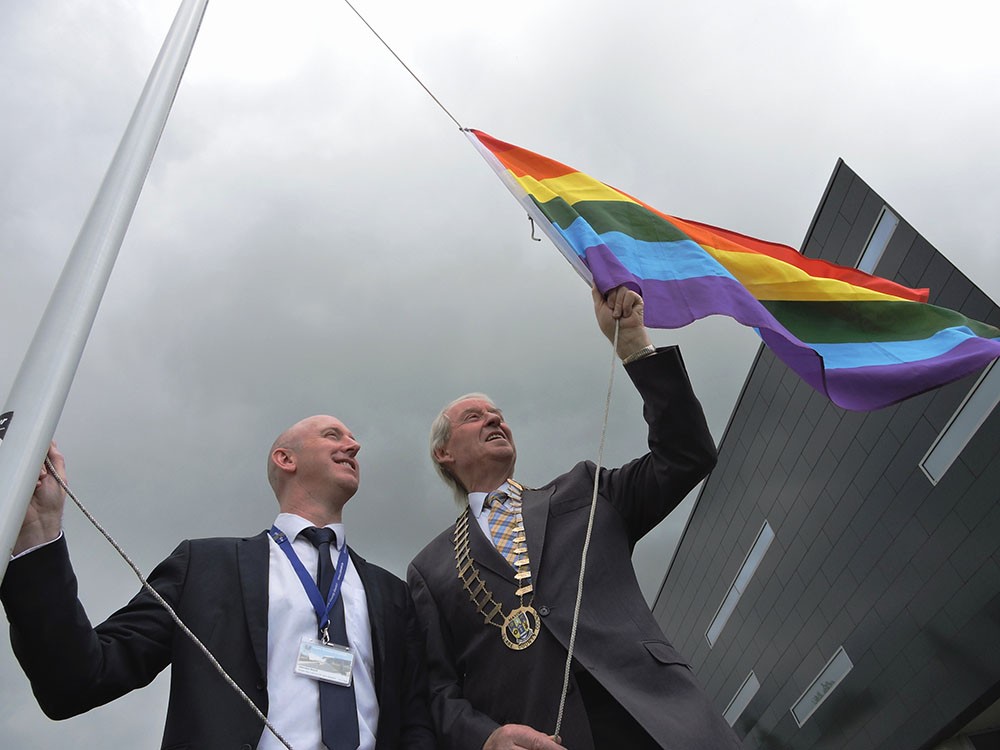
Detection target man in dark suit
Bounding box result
[408,286,741,750]
[1,415,435,750]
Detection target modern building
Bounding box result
[653,160,1000,750]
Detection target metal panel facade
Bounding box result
[653,161,1000,749]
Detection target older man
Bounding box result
[2,415,434,750]
[408,286,741,750]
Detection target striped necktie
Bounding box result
[487,491,524,567]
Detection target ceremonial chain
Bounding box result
[453,479,539,650]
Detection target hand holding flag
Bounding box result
[592,285,652,361]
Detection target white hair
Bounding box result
[429,392,496,508]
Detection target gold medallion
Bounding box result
[501,606,539,650]
[454,480,541,650]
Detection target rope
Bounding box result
[339,0,464,130]
[31,7,622,742]
[552,319,620,739]
[43,458,295,750]
[330,4,626,733]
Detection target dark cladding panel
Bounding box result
[873,220,916,280]
[809,160,853,250]
[839,173,868,224]
[653,162,1000,749]
[897,235,935,287]
[838,192,885,267]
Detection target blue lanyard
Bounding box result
[269,525,349,635]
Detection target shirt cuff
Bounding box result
[621,344,657,365]
[10,530,64,561]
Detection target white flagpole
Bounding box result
[0,0,210,578]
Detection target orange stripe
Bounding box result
[472,130,575,181]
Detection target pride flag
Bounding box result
[467,129,1000,411]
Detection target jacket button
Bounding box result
[241,745,253,749]
[256,680,266,690]
[538,605,550,616]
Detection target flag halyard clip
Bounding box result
[528,216,542,241]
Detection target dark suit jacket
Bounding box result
[1,530,435,750]
[408,347,741,750]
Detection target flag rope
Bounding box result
[337,4,630,736]
[27,7,627,745]
[340,0,464,130]
[553,319,620,739]
[43,457,296,750]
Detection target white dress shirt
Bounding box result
[259,512,378,750]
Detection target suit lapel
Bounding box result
[351,548,385,694]
[238,531,270,679]
[522,486,553,579]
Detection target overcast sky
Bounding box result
[2,0,998,745]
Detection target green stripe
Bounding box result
[531,196,690,243]
[761,300,1000,344]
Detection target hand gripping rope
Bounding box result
[43,458,296,750]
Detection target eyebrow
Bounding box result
[457,406,503,418]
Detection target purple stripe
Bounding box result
[610,264,1000,411]
[825,337,1000,411]
[758,328,830,395]
[588,253,793,333]
[625,273,836,396]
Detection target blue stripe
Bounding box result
[814,326,991,370]
[556,219,736,283]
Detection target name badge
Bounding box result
[295,637,354,687]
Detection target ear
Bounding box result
[433,446,452,468]
[272,447,296,474]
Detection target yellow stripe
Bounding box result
[708,246,911,302]
[511,170,635,206]
[508,165,913,303]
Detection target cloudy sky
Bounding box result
[2,0,997,745]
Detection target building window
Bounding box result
[791,646,853,727]
[921,360,1000,484]
[723,671,761,726]
[706,521,775,647]
[857,206,898,273]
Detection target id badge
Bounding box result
[295,637,354,686]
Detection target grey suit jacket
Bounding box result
[408,347,740,750]
[2,530,435,750]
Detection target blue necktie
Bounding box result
[301,527,360,750]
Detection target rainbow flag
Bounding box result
[467,129,1000,411]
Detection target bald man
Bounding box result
[1,416,435,750]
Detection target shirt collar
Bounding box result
[467,481,513,518]
[274,512,347,551]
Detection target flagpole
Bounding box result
[0,0,210,578]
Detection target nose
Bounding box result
[484,411,501,427]
[344,437,360,456]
